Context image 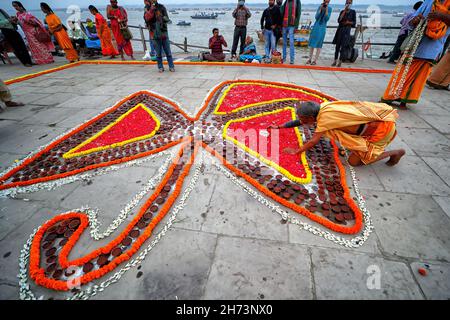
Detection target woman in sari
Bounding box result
[40,2,78,63]
[88,5,118,58]
[11,1,54,65]
[107,0,134,60]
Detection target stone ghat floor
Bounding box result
[0,60,449,300]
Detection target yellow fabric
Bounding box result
[353,121,397,164]
[315,101,399,163]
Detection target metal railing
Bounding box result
[127,16,401,58]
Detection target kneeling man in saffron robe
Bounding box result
[268,101,406,167]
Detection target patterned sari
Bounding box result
[45,13,78,62]
[16,11,54,65]
[108,6,133,56]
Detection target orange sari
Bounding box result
[95,13,119,56]
[45,13,78,62]
[381,58,433,104]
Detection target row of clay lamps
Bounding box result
[43,218,81,279]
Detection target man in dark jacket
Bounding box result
[332,0,356,67]
[145,0,175,72]
[261,0,282,62]
[274,0,283,47]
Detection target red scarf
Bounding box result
[283,0,297,28]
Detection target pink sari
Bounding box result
[17,11,54,65]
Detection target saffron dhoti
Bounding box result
[316,101,399,164]
[382,58,433,104]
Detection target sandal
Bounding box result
[306,59,311,65]
[311,61,317,65]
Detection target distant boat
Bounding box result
[191,12,218,19]
[177,20,191,26]
[392,12,405,17]
[217,11,226,15]
[170,11,179,15]
[360,14,369,18]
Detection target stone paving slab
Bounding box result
[410,262,450,300]
[311,247,424,300]
[203,236,313,300]
[372,156,450,196]
[92,228,218,300]
[432,196,450,219]
[362,189,450,261]
[199,182,288,241]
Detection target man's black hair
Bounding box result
[413,1,423,10]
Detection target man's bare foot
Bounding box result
[5,101,24,107]
[386,149,405,166]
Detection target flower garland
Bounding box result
[388,19,428,99]
[28,138,198,291]
[5,61,393,88]
[19,154,204,300]
[222,107,312,184]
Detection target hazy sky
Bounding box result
[3,0,416,10]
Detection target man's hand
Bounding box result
[410,14,423,26]
[283,147,301,155]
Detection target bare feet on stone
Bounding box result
[386,149,405,166]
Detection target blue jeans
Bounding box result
[263,29,276,58]
[149,39,156,56]
[282,26,295,63]
[152,38,174,70]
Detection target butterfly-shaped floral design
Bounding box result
[0,80,365,293]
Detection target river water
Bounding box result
[12,7,406,60]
